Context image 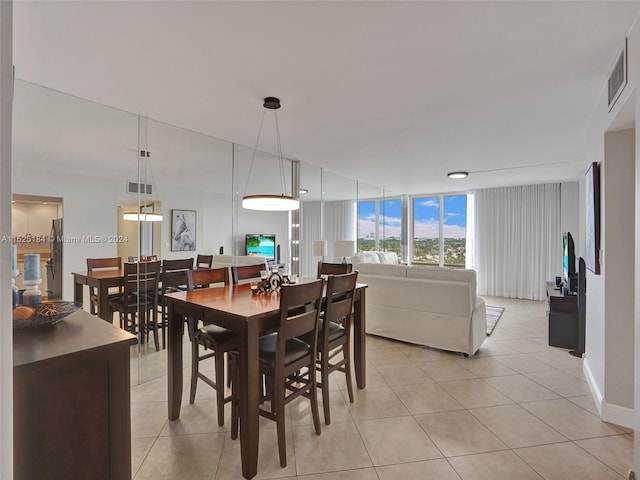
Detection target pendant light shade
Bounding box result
[242,97,299,211]
[122,212,163,222]
[124,149,163,222]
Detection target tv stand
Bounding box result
[546,281,578,349]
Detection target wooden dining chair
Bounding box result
[317,261,353,278]
[302,271,358,425]
[230,279,324,467]
[159,258,194,348]
[86,257,122,318]
[195,254,213,268]
[109,261,161,349]
[187,267,236,426]
[231,264,264,284]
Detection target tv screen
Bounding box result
[245,234,276,261]
[563,232,576,284]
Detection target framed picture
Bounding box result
[171,209,196,252]
[585,162,601,274]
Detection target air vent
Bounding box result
[608,39,627,110]
[126,180,153,195]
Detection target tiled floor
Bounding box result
[130,296,634,479]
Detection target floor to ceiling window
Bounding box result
[412,194,467,268]
[357,197,403,256]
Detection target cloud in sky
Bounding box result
[417,199,439,208]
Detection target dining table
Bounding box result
[72,268,126,322]
[166,280,367,479]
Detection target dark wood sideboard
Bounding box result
[13,309,137,480]
[545,281,578,349]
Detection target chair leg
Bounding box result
[230,355,239,440]
[310,375,322,436]
[343,344,355,403]
[151,307,160,351]
[215,351,226,426]
[275,381,287,468]
[321,358,331,425]
[189,319,199,404]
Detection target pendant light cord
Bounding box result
[274,110,288,197]
[242,109,266,196]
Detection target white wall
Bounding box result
[560,182,579,248]
[0,2,12,477]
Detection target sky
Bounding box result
[358,195,467,239]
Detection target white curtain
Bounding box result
[474,184,560,300]
[325,200,357,262]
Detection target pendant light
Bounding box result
[123,149,163,221]
[242,97,300,211]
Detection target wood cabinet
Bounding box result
[13,309,137,480]
[546,281,578,349]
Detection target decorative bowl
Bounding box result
[13,301,81,329]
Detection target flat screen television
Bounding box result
[563,232,576,288]
[245,234,276,261]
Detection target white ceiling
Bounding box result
[12,1,640,195]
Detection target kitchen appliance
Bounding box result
[45,218,63,300]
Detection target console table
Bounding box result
[13,309,136,480]
[546,281,578,349]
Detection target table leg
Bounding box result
[354,287,367,389]
[168,300,184,420]
[98,283,111,322]
[239,322,260,479]
[74,276,83,307]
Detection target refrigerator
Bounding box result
[46,218,63,300]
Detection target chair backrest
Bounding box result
[196,254,213,268]
[277,280,324,350]
[87,257,121,272]
[321,272,358,343]
[317,261,353,278]
[187,267,230,290]
[161,258,194,293]
[231,264,264,284]
[123,261,161,297]
[162,258,194,271]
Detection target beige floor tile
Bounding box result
[497,338,552,354]
[131,374,172,403]
[448,450,543,480]
[418,360,477,381]
[344,386,410,420]
[475,340,522,357]
[360,362,389,388]
[567,394,600,415]
[131,437,155,478]
[483,374,560,403]
[529,349,584,370]
[493,354,557,374]
[366,334,399,350]
[131,401,169,438]
[521,398,624,440]
[397,343,461,362]
[468,404,567,448]
[134,433,225,480]
[454,356,518,377]
[392,382,464,414]
[375,458,462,479]
[215,429,297,479]
[575,434,634,476]
[298,468,379,480]
[375,363,434,386]
[290,390,352,426]
[356,416,442,465]
[367,347,413,366]
[292,421,373,475]
[159,399,227,435]
[514,442,622,480]
[439,379,513,409]
[524,370,591,397]
[415,410,508,457]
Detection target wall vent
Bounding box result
[608,38,627,111]
[126,180,153,195]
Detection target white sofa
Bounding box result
[352,250,399,266]
[356,262,486,356]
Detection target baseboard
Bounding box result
[583,358,634,428]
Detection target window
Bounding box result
[357,198,403,256]
[357,201,376,252]
[412,194,467,267]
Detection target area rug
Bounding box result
[486,305,505,335]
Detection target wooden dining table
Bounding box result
[166,280,367,479]
[72,268,126,321]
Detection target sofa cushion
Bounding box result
[355,263,408,278]
[352,251,381,265]
[377,251,398,264]
[406,266,477,304]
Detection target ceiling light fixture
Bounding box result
[123,149,163,221]
[447,171,469,179]
[242,97,300,211]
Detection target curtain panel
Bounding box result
[474,183,561,301]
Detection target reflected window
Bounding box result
[357,198,402,256]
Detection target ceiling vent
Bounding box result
[126,180,153,195]
[608,39,627,111]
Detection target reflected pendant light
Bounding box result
[123,150,163,221]
[242,97,300,211]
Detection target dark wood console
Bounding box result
[13,309,137,480]
[546,281,578,349]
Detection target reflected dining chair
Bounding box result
[159,258,194,348]
[302,271,358,425]
[195,254,213,269]
[230,280,324,468]
[317,261,353,278]
[109,261,161,349]
[187,267,236,426]
[231,264,264,284]
[86,257,122,319]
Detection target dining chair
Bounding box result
[86,257,122,318]
[302,271,358,425]
[109,261,161,349]
[195,254,213,268]
[231,264,264,284]
[230,279,324,467]
[159,258,194,348]
[187,267,236,426]
[317,261,353,278]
